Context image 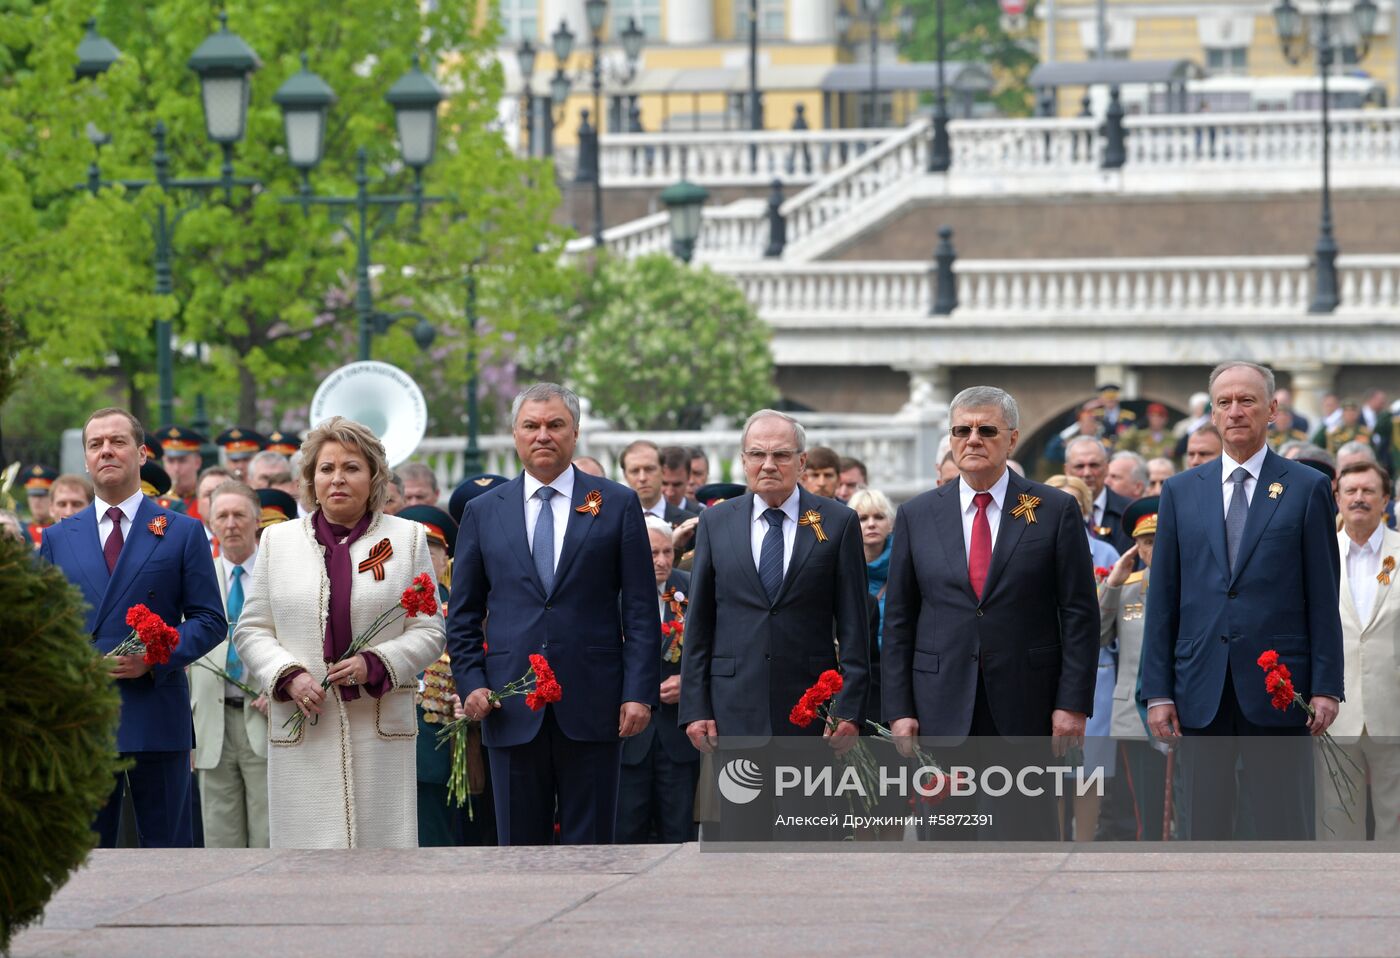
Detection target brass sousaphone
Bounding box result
[310,361,428,467]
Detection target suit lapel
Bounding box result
[775,490,821,604]
[981,472,1030,603]
[1230,451,1286,586]
[553,468,600,590]
[931,481,976,604]
[1197,460,1230,581]
[95,498,161,626]
[727,493,769,602]
[493,476,545,599]
[65,506,107,601]
[1362,527,1400,633]
[1337,530,1362,632]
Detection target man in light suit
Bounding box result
[1324,461,1400,839]
[448,383,660,845]
[883,386,1099,840]
[617,517,699,843]
[679,409,869,838]
[1142,361,1343,841]
[40,407,225,847]
[190,481,269,847]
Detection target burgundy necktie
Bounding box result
[968,492,993,599]
[103,506,125,574]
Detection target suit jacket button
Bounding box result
[770,609,778,616]
[1228,591,1238,599]
[545,604,552,610]
[1220,635,1228,643]
[975,609,984,617]
[764,654,771,661]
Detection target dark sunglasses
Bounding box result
[950,425,1001,439]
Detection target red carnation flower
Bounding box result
[1257,650,1279,671]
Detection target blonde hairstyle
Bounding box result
[298,417,391,514]
[1046,474,1093,519]
[51,474,94,504]
[847,488,895,522]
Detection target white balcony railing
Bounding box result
[597,128,893,188]
[580,110,1400,264]
[718,254,1400,319]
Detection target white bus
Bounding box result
[1094,74,1388,115]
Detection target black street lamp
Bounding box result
[837,2,918,131]
[516,39,537,156]
[75,14,261,430]
[660,179,709,264]
[462,264,483,476]
[745,0,763,172]
[928,0,951,172]
[276,53,444,360]
[1273,0,1377,313]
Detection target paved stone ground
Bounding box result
[12,845,1400,957]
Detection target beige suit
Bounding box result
[191,553,270,847]
[233,513,445,849]
[1319,525,1400,840]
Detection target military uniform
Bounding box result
[22,464,57,547]
[151,426,208,516]
[215,428,267,481]
[1119,428,1176,461]
[1315,422,1372,457]
[1097,384,1137,450]
[1097,497,1169,840]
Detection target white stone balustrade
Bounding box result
[580,109,1400,264]
[717,255,1400,319]
[597,128,893,188]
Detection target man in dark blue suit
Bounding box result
[448,383,661,845]
[1141,361,1343,840]
[39,408,225,848]
[883,386,1099,840]
[616,517,698,843]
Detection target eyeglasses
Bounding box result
[742,449,798,466]
[950,425,1002,439]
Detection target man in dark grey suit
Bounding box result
[883,386,1100,839]
[679,409,869,760]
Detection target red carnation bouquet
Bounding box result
[439,653,563,812]
[283,572,441,736]
[109,604,180,666]
[1257,649,1362,823]
[791,669,943,812]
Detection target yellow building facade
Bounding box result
[497,0,923,144]
[1039,0,1398,110]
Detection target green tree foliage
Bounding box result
[901,0,1038,116]
[0,536,124,952]
[558,255,776,431]
[0,0,571,437]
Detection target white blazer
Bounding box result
[191,555,268,767]
[1332,525,1400,739]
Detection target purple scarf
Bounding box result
[314,509,373,702]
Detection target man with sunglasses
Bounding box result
[882,386,1099,840]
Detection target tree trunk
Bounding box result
[237,361,258,427]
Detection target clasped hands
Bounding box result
[460,686,651,737]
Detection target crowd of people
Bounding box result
[10,364,1398,847]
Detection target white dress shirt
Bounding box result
[959,469,1012,561]
[219,549,258,697]
[750,487,800,576]
[94,489,146,552]
[1346,524,1385,624]
[1219,444,1268,516]
[1092,488,1107,530]
[643,497,667,521]
[523,467,575,574]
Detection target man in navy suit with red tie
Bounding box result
[40,408,225,847]
[448,383,661,845]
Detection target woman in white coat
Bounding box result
[234,417,445,848]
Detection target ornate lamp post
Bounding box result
[275,54,444,359]
[516,39,538,156]
[75,14,261,429]
[1273,0,1377,313]
[661,179,709,264]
